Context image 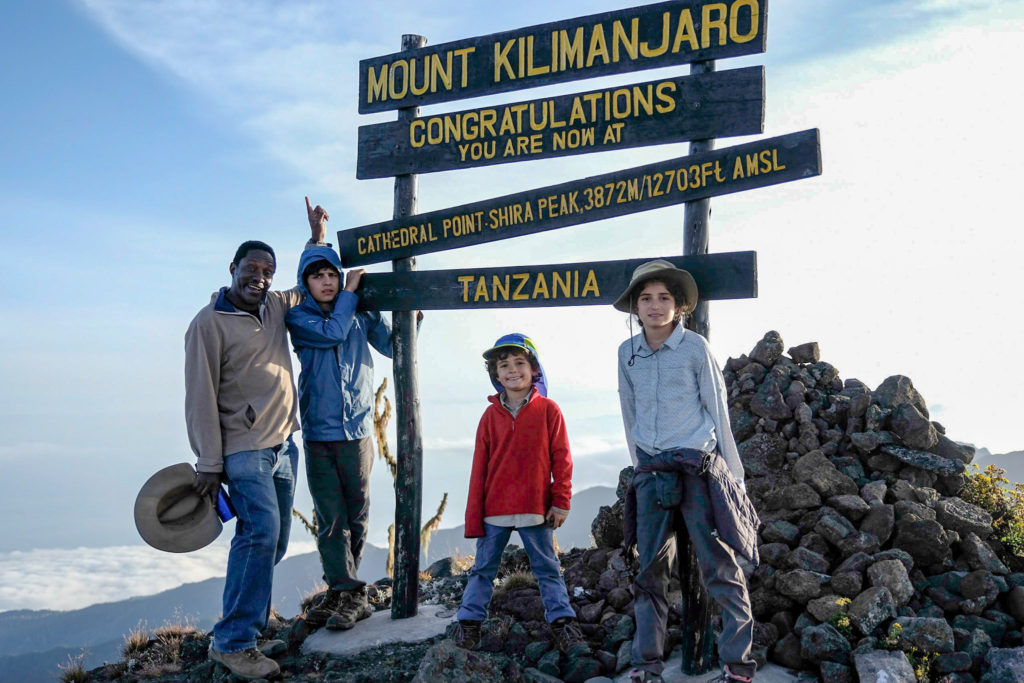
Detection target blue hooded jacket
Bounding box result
[285,246,392,441]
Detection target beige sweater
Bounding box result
[185,287,304,473]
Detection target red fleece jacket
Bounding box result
[464,389,573,538]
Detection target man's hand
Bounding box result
[193,471,222,502]
[545,507,568,530]
[344,268,365,292]
[305,196,329,243]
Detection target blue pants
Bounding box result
[214,437,298,652]
[457,522,575,623]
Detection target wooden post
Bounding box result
[681,58,716,676]
[683,60,714,341]
[391,32,427,620]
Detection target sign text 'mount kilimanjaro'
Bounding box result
[357,66,764,178]
[354,252,755,310]
[358,0,767,113]
[339,129,820,267]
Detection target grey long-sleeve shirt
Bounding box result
[617,325,744,484]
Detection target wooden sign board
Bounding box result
[354,251,755,310]
[356,66,764,178]
[340,128,820,267]
[358,0,767,113]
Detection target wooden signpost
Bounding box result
[353,251,756,310]
[349,2,820,673]
[359,0,767,113]
[357,66,764,178]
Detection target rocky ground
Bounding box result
[78,331,1024,683]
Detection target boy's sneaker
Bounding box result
[208,645,281,680]
[304,588,344,628]
[325,587,373,631]
[452,619,482,650]
[551,617,592,656]
[627,669,664,683]
[710,665,755,682]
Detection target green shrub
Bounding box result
[961,464,1024,557]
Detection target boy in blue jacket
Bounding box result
[287,198,394,631]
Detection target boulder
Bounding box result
[848,586,897,636]
[891,403,939,450]
[873,375,929,417]
[793,450,859,498]
[933,498,994,540]
[800,622,852,664]
[854,649,917,683]
[868,559,915,607]
[412,640,524,683]
[894,616,955,654]
[982,647,1024,683]
[880,444,964,476]
[749,331,785,367]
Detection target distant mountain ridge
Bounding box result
[974,447,1024,486]
[0,485,614,683]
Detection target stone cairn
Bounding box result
[721,331,1024,683]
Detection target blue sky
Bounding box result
[1,0,1023,612]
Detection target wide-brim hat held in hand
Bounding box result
[612,259,699,314]
[482,332,548,397]
[134,463,222,553]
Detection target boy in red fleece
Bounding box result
[453,333,589,656]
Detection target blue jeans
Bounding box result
[213,437,298,652]
[457,522,575,623]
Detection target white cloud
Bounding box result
[0,541,316,612]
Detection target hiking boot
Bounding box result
[710,665,755,682]
[627,669,664,683]
[326,587,372,630]
[451,619,482,650]
[304,588,344,628]
[551,617,592,656]
[208,645,281,680]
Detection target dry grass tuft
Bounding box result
[121,623,151,660]
[57,653,88,683]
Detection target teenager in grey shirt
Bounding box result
[615,260,757,683]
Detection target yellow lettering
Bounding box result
[612,18,639,62]
[494,40,516,82]
[357,236,366,255]
[586,24,610,67]
[557,28,584,70]
[552,271,571,298]
[453,47,476,88]
[730,0,760,43]
[701,3,729,47]
[409,120,425,148]
[492,274,510,300]
[581,269,600,297]
[389,59,409,100]
[458,275,475,301]
[430,52,452,93]
[640,11,670,57]
[526,35,550,76]
[532,272,550,299]
[654,82,676,113]
[409,57,430,96]
[367,63,388,104]
[672,10,699,52]
[474,277,489,302]
[512,273,530,300]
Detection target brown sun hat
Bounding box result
[134,463,222,553]
[612,259,699,314]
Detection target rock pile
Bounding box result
[727,331,1024,683]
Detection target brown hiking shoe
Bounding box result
[304,588,344,628]
[325,587,372,631]
[452,619,482,650]
[551,617,592,656]
[208,645,280,680]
